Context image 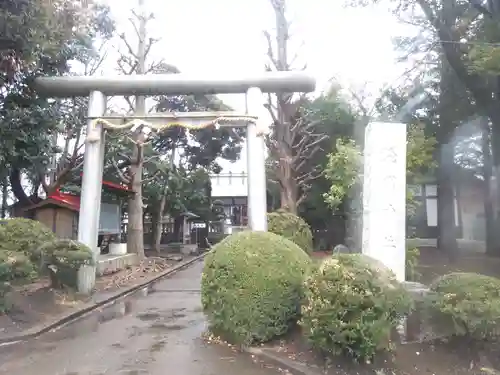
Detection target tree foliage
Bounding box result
[1,0,114,205]
[296,88,357,229]
[352,0,500,255]
[323,138,362,211]
[323,124,436,212]
[266,86,357,229]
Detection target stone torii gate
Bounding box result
[34,71,316,293]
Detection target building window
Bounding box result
[408,185,423,197]
[422,184,458,227]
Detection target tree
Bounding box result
[108,0,176,258]
[296,87,357,235]
[142,150,211,251]
[264,0,328,214]
[146,94,243,249]
[153,95,243,171]
[323,123,436,232]
[354,0,500,256]
[1,0,113,207]
[321,77,438,234]
[109,0,244,255]
[395,26,497,257]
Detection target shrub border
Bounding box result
[0,252,208,346]
[241,281,431,375]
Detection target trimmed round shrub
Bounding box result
[0,218,56,266]
[426,272,500,339]
[300,254,411,362]
[267,209,313,254]
[0,250,37,313]
[40,239,94,289]
[201,230,311,345]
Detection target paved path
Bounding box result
[0,259,281,375]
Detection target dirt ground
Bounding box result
[0,255,191,340]
[262,328,500,375]
[416,246,500,283]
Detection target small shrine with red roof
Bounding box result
[20,178,133,245]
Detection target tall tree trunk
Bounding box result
[150,211,157,248]
[455,181,463,238]
[174,216,183,242]
[270,0,300,215]
[280,177,298,214]
[422,0,500,255]
[1,175,8,218]
[126,0,147,258]
[437,55,458,259]
[436,146,458,260]
[153,147,174,252]
[345,183,363,251]
[488,116,500,257]
[481,118,496,255]
[153,195,166,253]
[9,168,32,206]
[127,147,145,257]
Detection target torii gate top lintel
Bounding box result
[34,71,316,98]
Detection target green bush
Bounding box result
[201,231,311,345]
[267,209,313,254]
[300,254,411,362]
[0,250,37,313]
[40,239,94,289]
[426,272,500,339]
[0,218,56,267]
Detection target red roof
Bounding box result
[47,190,81,211]
[26,179,133,212]
[101,179,133,193]
[79,174,133,194]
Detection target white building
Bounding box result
[408,168,486,241]
[210,171,248,227]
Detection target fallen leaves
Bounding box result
[103,257,173,290]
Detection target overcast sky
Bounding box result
[98,0,415,172]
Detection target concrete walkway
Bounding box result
[0,259,281,375]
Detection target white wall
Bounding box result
[210,173,248,198]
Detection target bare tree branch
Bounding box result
[86,40,110,75]
[119,32,138,60]
[263,31,279,70]
[140,170,161,184]
[143,154,161,165]
[124,95,135,113]
[263,0,330,213]
[143,37,156,61]
[39,172,49,193]
[112,157,131,185]
[118,152,132,164]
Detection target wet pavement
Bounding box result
[0,259,282,375]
